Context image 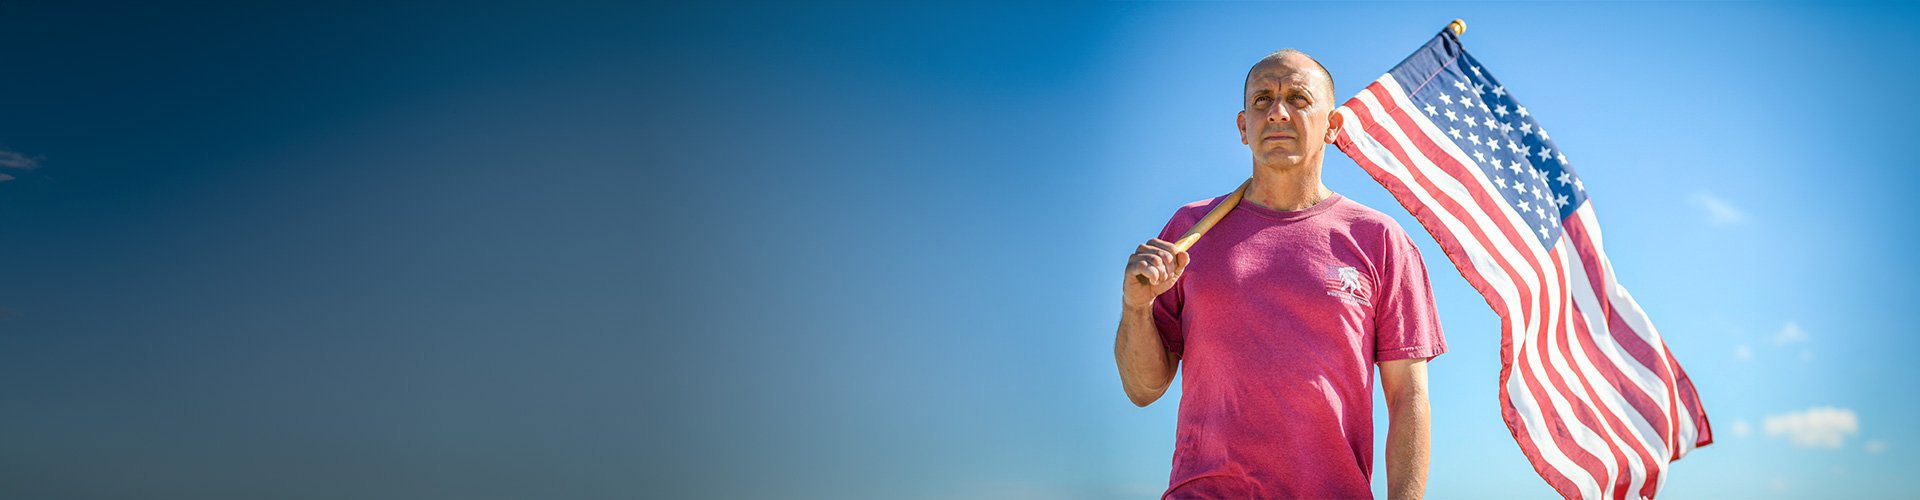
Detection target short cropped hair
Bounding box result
[1243,49,1335,105]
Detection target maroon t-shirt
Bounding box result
[1152,192,1446,499]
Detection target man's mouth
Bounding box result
[1264,133,1294,142]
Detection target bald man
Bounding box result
[1115,50,1447,499]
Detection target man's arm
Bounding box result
[1115,238,1187,407]
[1380,357,1431,500]
[1116,304,1180,407]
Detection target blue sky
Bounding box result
[0,1,1915,499]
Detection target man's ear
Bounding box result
[1324,108,1344,145]
[1237,111,1249,145]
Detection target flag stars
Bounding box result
[1535,147,1552,161]
[1538,225,1550,239]
[1556,172,1570,186]
[1531,185,1543,199]
[1425,103,1438,116]
[1471,65,1483,78]
[1447,127,1463,139]
[1473,150,1487,163]
[1574,178,1585,192]
[1519,199,1533,212]
[1508,161,1523,175]
[1478,100,1491,113]
[1554,194,1569,209]
[1500,122,1514,134]
[1482,116,1497,129]
[1468,132,1482,146]
[1557,152,1568,164]
[1507,140,1523,155]
[1439,93,1455,105]
[1493,85,1506,97]
[1493,176,1509,189]
[1473,83,1486,95]
[1520,122,1534,135]
[1494,105,1509,117]
[1517,105,1530,117]
[1539,127,1551,140]
[1444,109,1459,122]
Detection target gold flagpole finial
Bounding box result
[1448,19,1467,36]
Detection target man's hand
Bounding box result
[1115,238,1186,407]
[1123,238,1189,308]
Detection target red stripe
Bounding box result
[1564,292,1672,499]
[1523,248,1628,500]
[1564,209,1685,460]
[1548,248,1656,500]
[1332,118,1589,497]
[1560,230,1676,452]
[1668,349,1713,449]
[1340,87,1612,496]
[1352,82,1671,496]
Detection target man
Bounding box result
[1114,49,1447,500]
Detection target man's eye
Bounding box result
[1254,97,1272,105]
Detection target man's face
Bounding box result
[1237,55,1339,168]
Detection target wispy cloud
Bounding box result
[1691,192,1747,226]
[1730,419,1752,438]
[0,148,40,170]
[1734,343,1752,361]
[0,148,40,183]
[1774,322,1807,345]
[1763,406,1859,448]
[1866,440,1888,454]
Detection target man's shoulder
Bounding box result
[1163,194,1234,227]
[1175,194,1229,213]
[1328,195,1419,240]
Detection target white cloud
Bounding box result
[1774,322,1807,345]
[1730,419,1752,438]
[1866,440,1888,454]
[0,148,39,170]
[1763,406,1859,448]
[1734,344,1752,360]
[1692,192,1747,226]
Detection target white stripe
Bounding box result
[1569,202,1700,460]
[1341,79,1606,498]
[1551,242,1655,497]
[1342,114,1599,499]
[1562,230,1676,473]
[1362,77,1627,493]
[1530,238,1624,500]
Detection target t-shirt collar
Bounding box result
[1233,192,1343,223]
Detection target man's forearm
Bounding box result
[1114,304,1174,407]
[1384,392,1431,500]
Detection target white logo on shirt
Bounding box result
[1326,265,1367,306]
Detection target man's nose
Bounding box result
[1268,109,1288,122]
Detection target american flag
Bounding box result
[1331,29,1712,499]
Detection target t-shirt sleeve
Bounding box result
[1150,212,1190,357]
[1372,226,1447,362]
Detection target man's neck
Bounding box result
[1244,159,1333,212]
